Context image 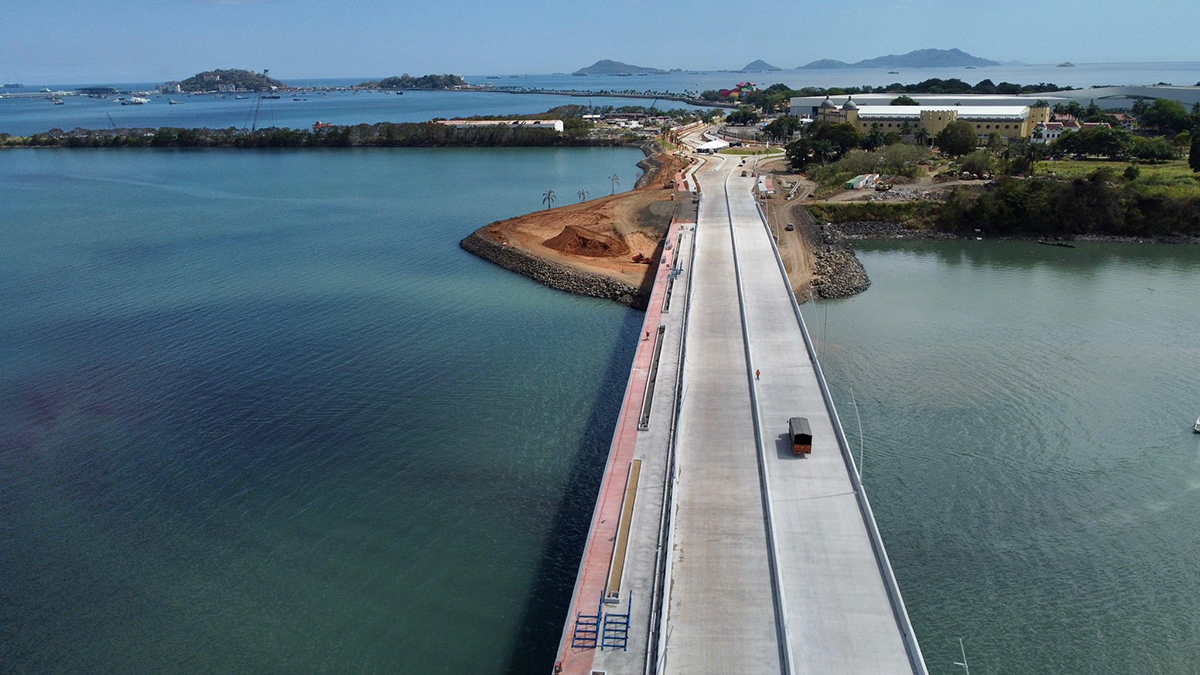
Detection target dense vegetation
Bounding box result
[360,74,466,90]
[937,174,1200,237]
[7,121,615,149]
[178,69,285,92]
[809,167,1200,239]
[701,79,1066,111]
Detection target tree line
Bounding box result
[701,79,1067,112]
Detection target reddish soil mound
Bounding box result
[543,224,631,258]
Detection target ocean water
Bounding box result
[0,90,711,137]
[805,240,1200,674]
[0,147,646,673]
[460,62,1200,93]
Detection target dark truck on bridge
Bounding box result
[789,417,812,455]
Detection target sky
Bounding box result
[3,0,1200,84]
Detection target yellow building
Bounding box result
[815,95,1051,141]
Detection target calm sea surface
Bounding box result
[804,240,1200,674]
[0,90,711,137]
[0,147,646,673]
[6,61,1199,137]
[4,148,1200,674]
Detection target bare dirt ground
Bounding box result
[758,158,818,297]
[474,153,692,297]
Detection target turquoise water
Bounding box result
[0,147,646,673]
[805,240,1200,674]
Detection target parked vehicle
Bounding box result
[785,223,795,231]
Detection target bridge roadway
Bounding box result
[554,143,925,675]
[661,153,924,674]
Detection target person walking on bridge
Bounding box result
[755,369,761,381]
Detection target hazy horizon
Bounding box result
[4,0,1200,84]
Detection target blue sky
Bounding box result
[3,0,1199,83]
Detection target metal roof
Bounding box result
[855,105,1030,120]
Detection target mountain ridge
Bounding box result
[572,59,667,75]
[799,48,1000,70]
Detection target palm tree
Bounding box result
[914,128,931,147]
[577,188,589,203]
[542,189,555,210]
[609,174,620,195]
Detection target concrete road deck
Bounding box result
[727,166,917,674]
[661,154,783,675]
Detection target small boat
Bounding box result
[261,94,281,99]
[887,71,899,74]
[1037,239,1076,248]
[235,94,247,99]
[1193,417,1200,433]
[168,99,181,105]
[50,97,64,105]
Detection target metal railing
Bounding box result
[752,199,930,675]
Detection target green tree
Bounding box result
[960,150,996,177]
[863,123,886,150]
[1123,164,1141,181]
[935,120,978,156]
[542,189,556,210]
[812,122,863,158]
[1130,136,1177,162]
[889,95,918,106]
[1139,98,1192,133]
[726,105,760,126]
[763,115,800,142]
[1190,135,1200,173]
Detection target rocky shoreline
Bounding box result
[795,208,872,299]
[459,231,649,308]
[458,143,670,309]
[797,215,1200,301]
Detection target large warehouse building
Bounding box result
[799,94,1052,140]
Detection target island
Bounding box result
[178,69,285,93]
[572,60,668,76]
[742,59,782,72]
[1057,61,1077,68]
[799,48,1000,70]
[358,74,465,90]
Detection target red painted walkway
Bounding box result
[556,186,693,675]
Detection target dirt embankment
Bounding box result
[460,149,693,309]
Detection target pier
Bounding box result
[555,135,927,675]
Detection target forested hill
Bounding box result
[359,74,465,89]
[800,48,1000,69]
[179,69,284,92]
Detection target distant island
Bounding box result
[359,74,465,90]
[179,69,285,92]
[1057,61,1076,68]
[572,60,667,76]
[799,48,1000,70]
[742,59,782,72]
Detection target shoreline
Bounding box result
[459,144,688,309]
[801,214,1200,301]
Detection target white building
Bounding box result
[1031,122,1066,144]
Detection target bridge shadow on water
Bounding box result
[503,307,642,675]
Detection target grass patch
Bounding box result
[1037,159,1200,199]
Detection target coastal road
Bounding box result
[727,168,918,675]
[659,142,923,674]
